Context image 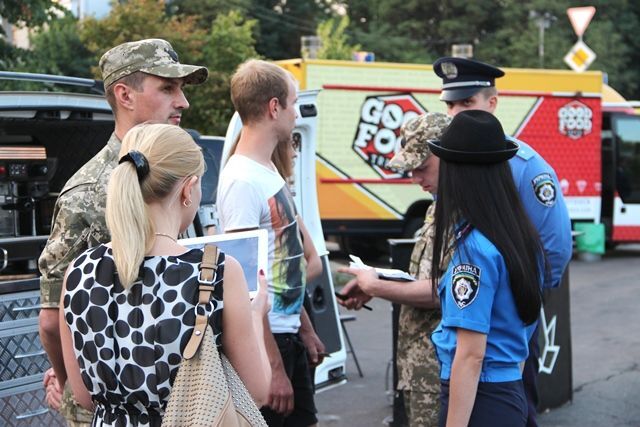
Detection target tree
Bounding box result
[0,0,64,32]
[27,13,93,78]
[349,22,432,63]
[183,10,259,135]
[166,0,236,28]
[343,0,640,99]
[0,0,65,77]
[79,0,206,76]
[317,16,360,60]
[249,0,331,59]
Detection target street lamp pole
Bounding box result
[529,11,557,68]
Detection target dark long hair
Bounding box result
[430,160,547,325]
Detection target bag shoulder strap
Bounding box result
[183,243,219,360]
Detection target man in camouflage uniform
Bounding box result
[38,38,207,426]
[338,112,451,427]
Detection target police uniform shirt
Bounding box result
[508,137,572,288]
[431,228,532,383]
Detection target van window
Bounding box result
[612,115,640,203]
[194,136,225,205]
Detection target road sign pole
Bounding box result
[564,6,596,72]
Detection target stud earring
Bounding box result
[183,199,192,208]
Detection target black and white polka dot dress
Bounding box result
[63,244,224,426]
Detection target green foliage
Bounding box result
[79,0,206,76]
[183,11,259,135]
[317,16,360,60]
[349,23,431,63]
[344,0,640,99]
[0,11,92,91]
[0,0,64,32]
[167,0,236,28]
[28,14,93,78]
[4,0,640,102]
[0,0,67,77]
[0,40,29,71]
[247,0,328,59]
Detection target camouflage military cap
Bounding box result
[100,39,208,88]
[389,112,452,171]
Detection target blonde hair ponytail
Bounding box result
[106,123,205,288]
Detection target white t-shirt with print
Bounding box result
[217,154,306,333]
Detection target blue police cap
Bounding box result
[433,57,505,102]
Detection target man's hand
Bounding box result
[268,366,294,416]
[43,368,63,411]
[300,327,326,367]
[336,266,378,310]
[299,308,326,367]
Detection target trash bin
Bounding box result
[574,222,605,254]
[574,222,605,262]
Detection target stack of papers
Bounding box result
[349,255,416,282]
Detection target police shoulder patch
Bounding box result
[451,264,481,309]
[531,173,557,207]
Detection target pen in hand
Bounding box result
[334,291,373,311]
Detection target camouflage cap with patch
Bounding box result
[389,112,452,171]
[100,39,208,88]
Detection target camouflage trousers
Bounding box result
[60,382,93,426]
[403,389,440,427]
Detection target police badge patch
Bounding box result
[451,264,481,309]
[532,173,557,207]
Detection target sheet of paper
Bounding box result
[349,255,415,282]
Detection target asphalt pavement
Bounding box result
[314,245,640,427]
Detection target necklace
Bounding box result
[154,232,177,243]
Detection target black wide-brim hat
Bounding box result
[427,110,519,164]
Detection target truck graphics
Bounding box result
[353,93,425,179]
[278,59,640,244]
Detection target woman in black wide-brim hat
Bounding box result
[428,110,547,427]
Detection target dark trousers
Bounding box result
[260,333,317,427]
[522,325,540,427]
[439,380,527,427]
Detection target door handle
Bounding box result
[15,407,50,420]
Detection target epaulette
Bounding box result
[510,137,534,161]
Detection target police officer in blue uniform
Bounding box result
[433,57,572,427]
[427,110,546,427]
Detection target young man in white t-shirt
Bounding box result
[217,59,324,427]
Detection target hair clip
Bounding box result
[119,150,150,181]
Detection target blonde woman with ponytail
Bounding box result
[59,123,271,426]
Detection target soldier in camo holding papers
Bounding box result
[433,56,572,427]
[338,112,451,427]
[37,38,207,426]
